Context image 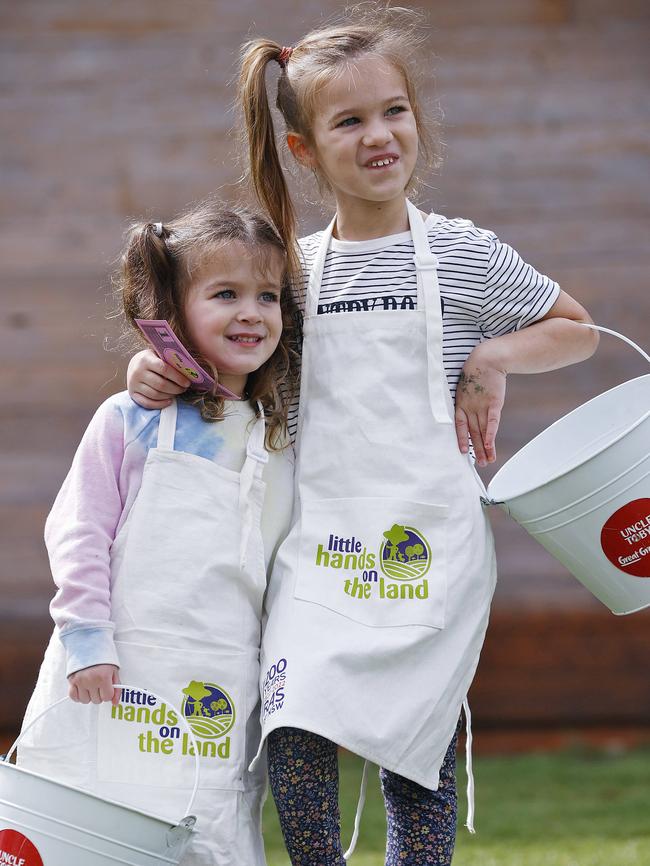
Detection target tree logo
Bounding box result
[181,680,235,740]
[379,524,431,581]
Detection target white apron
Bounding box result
[256,200,497,791]
[19,400,274,866]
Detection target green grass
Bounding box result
[262,747,650,865]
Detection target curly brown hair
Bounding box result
[115,199,301,450]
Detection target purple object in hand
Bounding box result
[135,319,241,400]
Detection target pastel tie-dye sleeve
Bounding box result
[46,396,127,676]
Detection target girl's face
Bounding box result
[183,241,284,398]
[295,54,419,212]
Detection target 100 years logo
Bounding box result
[263,658,287,722]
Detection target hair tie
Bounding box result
[277,46,293,69]
[152,222,164,237]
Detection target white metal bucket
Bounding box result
[486,325,650,615]
[0,684,200,866]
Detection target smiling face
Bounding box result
[296,54,419,214]
[183,241,284,398]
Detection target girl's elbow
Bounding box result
[574,317,600,358]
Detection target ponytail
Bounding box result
[121,221,178,329]
[238,40,302,292]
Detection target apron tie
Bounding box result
[343,758,370,860]
[463,698,476,834]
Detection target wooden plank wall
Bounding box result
[1,0,649,736]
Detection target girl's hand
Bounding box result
[127,350,189,409]
[68,664,121,706]
[455,292,599,466]
[455,347,507,467]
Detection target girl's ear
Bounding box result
[287,133,316,168]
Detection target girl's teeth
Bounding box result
[370,158,394,167]
[231,336,260,343]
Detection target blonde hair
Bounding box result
[116,199,300,450]
[238,3,439,276]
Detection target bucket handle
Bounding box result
[482,324,650,507]
[581,323,650,365]
[3,683,201,826]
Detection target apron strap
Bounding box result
[305,216,337,319]
[343,758,370,860]
[462,697,476,834]
[406,200,453,425]
[157,400,178,450]
[239,402,269,570]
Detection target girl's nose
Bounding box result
[362,119,393,148]
[237,301,263,323]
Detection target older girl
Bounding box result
[19,201,299,865]
[128,6,598,864]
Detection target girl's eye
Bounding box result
[386,105,407,116]
[336,116,360,128]
[260,291,280,303]
[214,289,235,299]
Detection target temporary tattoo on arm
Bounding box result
[459,370,486,395]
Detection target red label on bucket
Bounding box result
[601,498,650,578]
[0,830,43,866]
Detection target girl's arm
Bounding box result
[127,350,189,409]
[46,398,129,686]
[455,290,599,466]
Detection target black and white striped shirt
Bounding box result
[286,213,560,441]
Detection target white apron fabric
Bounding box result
[19,400,274,866]
[256,201,497,789]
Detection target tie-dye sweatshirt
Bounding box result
[44,391,294,676]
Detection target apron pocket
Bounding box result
[295,497,448,629]
[96,642,252,799]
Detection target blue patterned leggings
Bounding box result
[267,726,458,866]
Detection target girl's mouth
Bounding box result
[365,155,399,169]
[227,335,263,344]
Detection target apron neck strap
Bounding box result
[238,401,268,572]
[406,198,440,296]
[406,200,453,424]
[244,401,269,468]
[157,400,178,450]
[306,215,337,318]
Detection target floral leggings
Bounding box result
[267,726,459,866]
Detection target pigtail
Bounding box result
[121,222,178,331]
[238,40,302,291]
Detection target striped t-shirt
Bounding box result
[287,212,560,439]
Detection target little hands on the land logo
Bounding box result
[110,681,235,760]
[314,523,432,602]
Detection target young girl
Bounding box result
[18,201,300,866]
[128,6,599,864]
